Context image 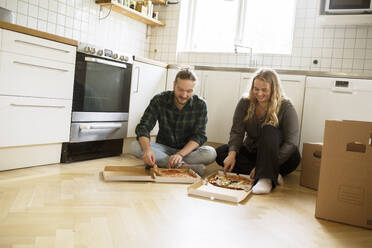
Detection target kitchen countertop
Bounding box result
[133,55,168,68]
[0,20,78,47]
[168,64,372,80]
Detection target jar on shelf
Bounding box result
[153,11,159,20]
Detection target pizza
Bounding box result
[208,173,253,190]
[157,169,196,178]
[153,164,197,178]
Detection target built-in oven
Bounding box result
[61,44,133,163]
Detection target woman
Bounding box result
[216,68,301,194]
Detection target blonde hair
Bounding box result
[245,68,286,127]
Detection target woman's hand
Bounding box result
[223,154,236,173]
[249,167,255,179]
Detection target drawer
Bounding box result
[0,95,72,148]
[0,29,2,49]
[1,29,76,64]
[0,51,74,99]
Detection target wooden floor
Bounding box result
[0,154,371,248]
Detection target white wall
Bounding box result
[149,0,372,74]
[0,0,149,57]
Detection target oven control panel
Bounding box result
[78,42,132,63]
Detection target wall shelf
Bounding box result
[96,0,166,27]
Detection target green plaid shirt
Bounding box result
[135,90,208,149]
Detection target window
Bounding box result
[179,0,297,54]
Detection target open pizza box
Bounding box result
[103,164,200,184]
[187,171,253,203]
[102,165,154,182]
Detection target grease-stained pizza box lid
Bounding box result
[187,171,252,203]
[152,166,201,184]
[103,165,154,182]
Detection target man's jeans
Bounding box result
[130,141,217,168]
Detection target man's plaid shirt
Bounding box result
[135,90,208,149]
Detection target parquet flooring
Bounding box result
[0,154,371,248]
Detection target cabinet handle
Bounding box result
[10,103,65,108]
[202,75,208,100]
[14,39,70,53]
[133,66,140,93]
[13,61,68,72]
[282,80,299,83]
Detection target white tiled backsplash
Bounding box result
[0,0,149,57]
[149,0,372,74]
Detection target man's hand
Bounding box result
[167,153,183,168]
[223,154,236,173]
[142,150,155,166]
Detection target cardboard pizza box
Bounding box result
[102,165,154,182]
[315,120,372,229]
[152,164,201,184]
[300,142,323,190]
[187,171,253,203]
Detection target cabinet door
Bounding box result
[2,29,76,64]
[0,51,75,99]
[166,68,178,90]
[0,96,72,147]
[239,73,254,97]
[127,61,167,137]
[202,71,241,143]
[280,74,305,138]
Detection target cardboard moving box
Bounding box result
[300,143,322,190]
[315,120,372,229]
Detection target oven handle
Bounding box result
[85,57,127,68]
[79,123,122,130]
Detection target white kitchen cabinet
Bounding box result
[239,73,254,97]
[2,29,76,63]
[300,76,372,151]
[0,96,72,147]
[127,61,167,137]
[166,68,178,90]
[280,74,305,135]
[0,29,76,171]
[0,51,74,99]
[197,70,241,143]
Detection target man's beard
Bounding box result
[175,96,188,105]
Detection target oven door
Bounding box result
[72,52,132,114]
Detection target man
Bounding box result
[130,69,216,176]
